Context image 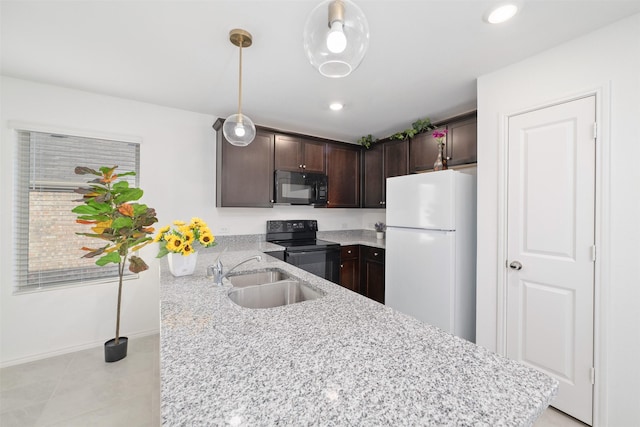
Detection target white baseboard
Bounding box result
[0,329,160,368]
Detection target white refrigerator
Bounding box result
[385,170,477,342]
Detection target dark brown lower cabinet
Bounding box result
[339,245,385,303]
[361,246,385,304]
[339,245,360,292]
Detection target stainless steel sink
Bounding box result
[226,268,291,288]
[228,280,325,309]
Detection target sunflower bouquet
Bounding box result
[154,217,216,257]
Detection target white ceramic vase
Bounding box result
[167,252,198,277]
[376,231,384,240]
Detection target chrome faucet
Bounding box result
[208,255,262,285]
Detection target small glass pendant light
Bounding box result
[223,29,256,146]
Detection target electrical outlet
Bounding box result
[341,223,347,229]
[220,226,230,234]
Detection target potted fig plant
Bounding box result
[72,166,158,362]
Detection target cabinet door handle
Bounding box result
[374,252,379,256]
[303,165,306,169]
[379,201,383,205]
[347,250,352,254]
[340,264,343,268]
[299,164,303,168]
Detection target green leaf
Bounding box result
[129,236,153,248]
[118,171,136,178]
[114,188,143,204]
[113,181,130,191]
[75,214,110,222]
[156,241,169,258]
[76,232,109,239]
[99,166,117,175]
[131,203,146,216]
[86,199,111,212]
[112,217,133,229]
[96,252,121,266]
[72,205,100,215]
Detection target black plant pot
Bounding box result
[104,336,128,362]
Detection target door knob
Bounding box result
[509,261,523,270]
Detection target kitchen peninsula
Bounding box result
[161,240,557,425]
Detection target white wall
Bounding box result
[476,14,640,425]
[0,76,383,366]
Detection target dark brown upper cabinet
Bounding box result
[446,114,477,167]
[383,139,409,179]
[274,134,326,174]
[409,112,477,172]
[212,110,475,209]
[409,125,447,173]
[213,120,275,208]
[363,143,384,208]
[363,139,408,208]
[326,143,360,208]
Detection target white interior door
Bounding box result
[506,96,595,425]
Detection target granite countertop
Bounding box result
[213,229,386,250]
[161,242,557,426]
[318,229,386,249]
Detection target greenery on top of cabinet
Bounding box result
[358,117,437,149]
[357,134,378,149]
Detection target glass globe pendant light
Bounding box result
[223,29,256,146]
[303,0,369,78]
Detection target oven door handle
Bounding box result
[287,250,323,256]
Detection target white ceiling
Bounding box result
[2,1,640,142]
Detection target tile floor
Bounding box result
[0,334,159,427]
[1,334,587,426]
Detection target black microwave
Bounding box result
[274,170,328,206]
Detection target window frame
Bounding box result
[10,122,143,294]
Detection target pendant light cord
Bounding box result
[237,40,243,119]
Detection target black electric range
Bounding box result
[266,220,340,283]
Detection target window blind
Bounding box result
[14,130,140,291]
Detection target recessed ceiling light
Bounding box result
[329,102,344,111]
[486,4,519,24]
